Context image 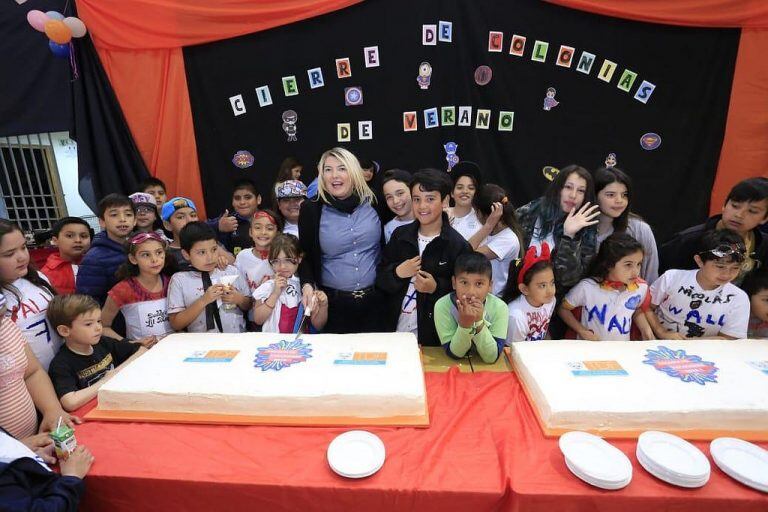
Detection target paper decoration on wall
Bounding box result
[557,45,575,68]
[229,94,246,116]
[403,112,418,131]
[488,31,503,52]
[617,69,638,92]
[255,86,272,107]
[344,87,363,106]
[543,87,559,111]
[542,166,560,181]
[282,76,299,96]
[307,67,325,89]
[417,62,432,89]
[337,123,351,142]
[474,65,492,86]
[640,133,661,150]
[441,106,456,126]
[424,108,439,129]
[604,153,617,168]
[438,21,452,42]
[509,35,526,56]
[532,40,548,62]
[634,80,656,104]
[232,150,254,169]
[458,106,472,126]
[423,24,437,45]
[363,46,380,67]
[444,142,459,172]
[475,109,491,129]
[335,58,352,78]
[598,60,617,82]
[358,121,373,140]
[498,111,514,131]
[282,110,298,141]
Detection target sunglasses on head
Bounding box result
[700,243,746,261]
[129,231,166,246]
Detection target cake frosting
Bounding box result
[512,339,768,434]
[98,332,426,419]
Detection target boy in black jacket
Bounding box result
[660,177,768,283]
[377,169,471,346]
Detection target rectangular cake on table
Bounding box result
[512,339,768,440]
[89,332,428,427]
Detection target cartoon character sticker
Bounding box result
[417,62,432,90]
[444,142,459,172]
[232,150,254,169]
[282,110,298,142]
[542,165,560,181]
[543,87,559,111]
[605,152,617,168]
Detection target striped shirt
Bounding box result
[0,318,37,438]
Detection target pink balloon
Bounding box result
[26,10,49,32]
[63,17,87,38]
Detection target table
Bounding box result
[74,369,768,511]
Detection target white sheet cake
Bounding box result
[98,332,426,419]
[512,339,768,434]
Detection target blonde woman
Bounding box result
[298,147,383,333]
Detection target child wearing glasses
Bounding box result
[647,229,750,339]
[252,234,328,333]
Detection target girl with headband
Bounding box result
[502,242,556,342]
[101,231,174,341]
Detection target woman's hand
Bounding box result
[396,256,421,279]
[563,202,600,238]
[301,284,315,310]
[485,202,504,228]
[39,411,82,434]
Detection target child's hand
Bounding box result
[443,206,455,224]
[218,210,238,233]
[485,202,504,228]
[414,270,436,293]
[21,433,56,465]
[396,256,421,279]
[273,275,288,292]
[39,411,81,434]
[203,284,225,305]
[579,328,600,341]
[221,286,240,304]
[563,202,601,238]
[216,255,230,271]
[660,330,687,340]
[467,296,485,324]
[301,284,315,310]
[312,290,328,309]
[456,297,476,329]
[59,445,95,479]
[134,336,158,348]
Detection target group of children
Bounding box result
[0,161,766,419]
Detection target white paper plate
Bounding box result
[711,438,768,493]
[637,431,710,487]
[559,431,632,489]
[327,430,385,479]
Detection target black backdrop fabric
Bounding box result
[184,0,739,241]
[0,0,70,136]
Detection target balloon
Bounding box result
[45,11,64,20]
[44,20,72,44]
[26,10,49,32]
[48,41,70,59]
[63,17,87,38]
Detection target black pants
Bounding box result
[323,287,384,334]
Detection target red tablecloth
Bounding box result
[74,370,768,511]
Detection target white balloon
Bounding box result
[63,17,87,38]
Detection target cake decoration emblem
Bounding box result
[254,340,312,371]
[643,345,718,385]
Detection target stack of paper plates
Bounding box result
[710,438,768,493]
[327,430,386,479]
[559,431,632,490]
[637,431,710,488]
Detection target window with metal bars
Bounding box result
[0,134,67,235]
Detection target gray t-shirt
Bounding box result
[167,266,249,333]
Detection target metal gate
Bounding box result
[0,134,68,234]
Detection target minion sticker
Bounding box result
[417,62,432,90]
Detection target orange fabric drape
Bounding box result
[545,0,768,213]
[76,0,767,218]
[75,0,361,218]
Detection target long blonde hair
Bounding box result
[316,147,376,205]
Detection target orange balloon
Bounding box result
[44,19,72,45]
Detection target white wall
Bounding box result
[49,131,95,218]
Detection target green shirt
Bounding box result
[434,292,509,363]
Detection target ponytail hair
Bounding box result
[0,219,57,299]
[473,183,524,259]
